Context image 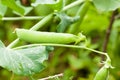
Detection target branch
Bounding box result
[102,10,118,61]
[13,44,107,55]
[62,0,84,11]
[1,16,44,21]
[102,10,118,52]
[13,43,112,66]
[38,73,63,80]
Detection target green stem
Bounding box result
[1,16,44,21]
[7,39,20,48]
[30,14,53,30]
[7,14,53,48]
[38,73,63,80]
[13,43,106,55]
[13,43,111,65]
[62,0,84,11]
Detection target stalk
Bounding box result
[13,43,106,55]
[13,43,112,67]
[1,16,44,21]
[62,0,84,11]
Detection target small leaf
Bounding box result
[56,12,79,32]
[0,0,7,18]
[93,0,120,11]
[1,0,24,15]
[0,42,49,76]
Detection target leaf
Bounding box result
[0,41,49,76]
[0,0,7,18]
[56,12,79,32]
[32,0,63,11]
[1,0,24,15]
[93,0,120,11]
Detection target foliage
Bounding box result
[0,40,49,76]
[93,0,120,11]
[0,0,120,80]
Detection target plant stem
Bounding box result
[62,0,84,11]
[30,14,53,30]
[1,16,44,21]
[38,73,63,80]
[13,43,107,55]
[102,10,118,52]
[7,14,53,48]
[13,43,111,64]
[7,39,20,48]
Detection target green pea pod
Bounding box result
[16,29,86,44]
[67,1,90,34]
[94,65,109,80]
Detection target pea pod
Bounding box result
[67,1,90,34]
[16,29,86,44]
[94,65,109,80]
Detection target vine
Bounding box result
[0,0,119,80]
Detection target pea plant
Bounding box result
[0,0,120,80]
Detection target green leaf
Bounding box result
[0,0,7,18]
[0,41,49,76]
[56,12,79,32]
[93,0,120,11]
[1,0,24,15]
[32,0,63,11]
